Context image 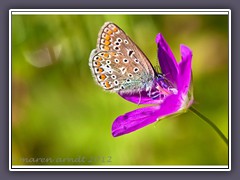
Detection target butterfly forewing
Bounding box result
[89,22,156,93]
[97,22,155,76]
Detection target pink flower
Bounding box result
[112,33,193,137]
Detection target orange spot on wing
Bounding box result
[105,34,110,41]
[104,53,109,58]
[104,40,110,46]
[113,27,118,32]
[104,46,110,51]
[99,74,106,81]
[94,61,101,67]
[107,30,113,35]
[110,52,117,57]
[105,81,111,88]
[97,68,104,73]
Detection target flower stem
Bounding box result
[189,106,228,146]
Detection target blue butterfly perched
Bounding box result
[89,22,193,137]
[89,22,177,103]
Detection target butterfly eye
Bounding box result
[106,60,111,64]
[114,59,119,63]
[111,75,116,79]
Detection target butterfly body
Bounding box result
[89,22,176,100]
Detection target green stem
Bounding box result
[189,106,228,146]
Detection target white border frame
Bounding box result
[9,9,231,171]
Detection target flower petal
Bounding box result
[177,45,193,95]
[112,106,159,137]
[118,82,164,105]
[112,94,182,137]
[156,33,179,85]
[118,91,160,104]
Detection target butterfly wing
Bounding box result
[89,22,156,93]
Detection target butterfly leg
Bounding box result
[156,84,170,96]
[137,90,142,105]
[150,91,161,100]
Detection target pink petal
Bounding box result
[112,94,182,137]
[156,33,179,85]
[178,45,193,95]
[118,88,162,105]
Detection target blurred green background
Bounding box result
[12,14,229,165]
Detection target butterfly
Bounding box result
[89,22,174,101]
